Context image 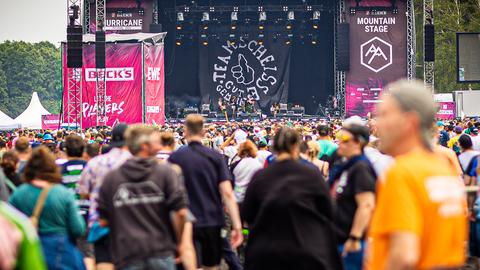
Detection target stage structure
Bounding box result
[335,0,416,117]
[62,33,166,128]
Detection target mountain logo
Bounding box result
[360,37,392,73]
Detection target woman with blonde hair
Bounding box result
[307,140,329,177]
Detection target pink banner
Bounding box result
[436,102,456,120]
[41,114,61,130]
[345,0,407,117]
[63,43,143,128]
[144,44,165,125]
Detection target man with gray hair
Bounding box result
[98,125,195,270]
[366,80,467,270]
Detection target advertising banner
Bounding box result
[144,44,165,125]
[345,0,407,117]
[436,102,456,120]
[89,0,153,34]
[63,43,143,128]
[41,114,61,130]
[199,35,291,111]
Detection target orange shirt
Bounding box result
[366,149,467,270]
[433,145,463,176]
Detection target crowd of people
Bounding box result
[0,79,476,270]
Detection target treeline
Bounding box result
[0,41,62,118]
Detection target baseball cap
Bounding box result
[454,126,463,134]
[43,134,54,141]
[342,124,370,146]
[437,121,445,127]
[110,123,128,147]
[472,127,479,134]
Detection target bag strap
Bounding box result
[30,184,52,229]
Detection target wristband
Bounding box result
[349,235,361,242]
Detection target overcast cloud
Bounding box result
[0,0,67,45]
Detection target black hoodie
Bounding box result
[98,157,188,268]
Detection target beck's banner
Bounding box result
[345,0,407,117]
[144,44,165,125]
[63,43,143,128]
[41,114,61,130]
[199,36,290,111]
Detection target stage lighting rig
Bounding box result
[176,12,184,30]
[231,11,238,30]
[200,33,208,46]
[258,32,265,45]
[311,35,318,45]
[312,10,320,29]
[201,11,210,30]
[285,33,293,45]
[175,36,182,46]
[259,11,266,30]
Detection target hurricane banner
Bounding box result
[63,43,143,128]
[345,0,407,117]
[199,35,291,112]
[144,44,165,125]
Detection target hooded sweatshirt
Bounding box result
[98,157,188,268]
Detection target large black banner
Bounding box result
[199,36,291,111]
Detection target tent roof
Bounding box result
[0,110,20,130]
[62,32,167,45]
[14,92,50,129]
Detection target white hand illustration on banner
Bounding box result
[231,54,255,85]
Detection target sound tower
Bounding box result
[95,31,106,69]
[67,26,83,68]
[337,23,350,71]
[424,24,435,62]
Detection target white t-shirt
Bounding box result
[472,136,480,152]
[364,147,394,178]
[458,150,479,172]
[232,157,263,202]
[256,150,272,166]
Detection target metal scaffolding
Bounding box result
[334,0,346,117]
[95,0,107,126]
[66,0,83,129]
[424,0,434,90]
[406,0,416,80]
[83,0,90,34]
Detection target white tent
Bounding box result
[14,92,50,129]
[0,110,20,130]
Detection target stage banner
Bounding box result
[345,0,407,117]
[199,37,291,111]
[144,44,165,125]
[63,43,143,128]
[436,102,456,120]
[41,114,61,130]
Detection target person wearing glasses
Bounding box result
[329,124,376,270]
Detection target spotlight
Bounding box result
[311,35,318,45]
[202,12,210,22]
[175,37,182,46]
[287,11,295,21]
[285,33,293,45]
[286,22,292,30]
[258,32,265,45]
[200,33,208,46]
[177,12,184,22]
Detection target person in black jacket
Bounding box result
[242,127,343,270]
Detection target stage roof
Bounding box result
[64,32,167,45]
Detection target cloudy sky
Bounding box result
[0,0,67,45]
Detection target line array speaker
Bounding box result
[67,26,83,68]
[424,24,435,62]
[95,31,106,69]
[337,23,350,71]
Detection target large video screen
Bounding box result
[457,33,480,83]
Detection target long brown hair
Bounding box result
[1,150,19,181]
[23,146,62,183]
